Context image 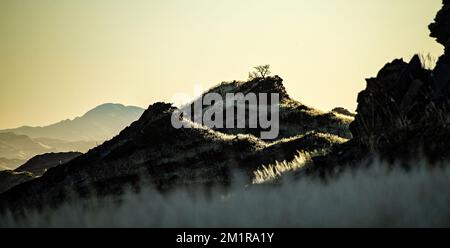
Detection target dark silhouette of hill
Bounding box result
[0,152,81,194]
[0,103,145,142]
[0,171,34,195]
[15,152,81,176]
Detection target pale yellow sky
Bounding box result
[0,0,444,129]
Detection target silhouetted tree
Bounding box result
[249,65,271,80]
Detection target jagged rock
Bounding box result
[429,0,450,48]
[350,55,432,143]
[430,0,450,102]
[312,1,450,173]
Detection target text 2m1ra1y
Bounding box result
[176,232,275,245]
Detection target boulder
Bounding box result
[349,56,432,144]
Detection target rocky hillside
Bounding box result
[0,76,351,211]
[186,76,352,140]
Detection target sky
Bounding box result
[0,0,444,129]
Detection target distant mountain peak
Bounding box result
[0,103,145,142]
[82,103,142,117]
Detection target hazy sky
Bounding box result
[0,0,444,129]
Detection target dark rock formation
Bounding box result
[332,107,356,118]
[349,55,432,145]
[310,1,450,174]
[430,0,450,102]
[429,0,450,49]
[348,0,450,162]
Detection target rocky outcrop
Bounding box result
[349,55,432,145]
[429,0,450,103]
[310,1,450,174]
[429,0,450,49]
[202,75,290,102]
[187,76,352,140]
[348,1,450,162]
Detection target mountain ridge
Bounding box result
[0,103,145,142]
[0,103,146,166]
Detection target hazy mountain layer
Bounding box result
[0,133,52,160]
[0,158,25,171]
[0,132,94,167]
[0,103,145,142]
[0,103,145,166]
